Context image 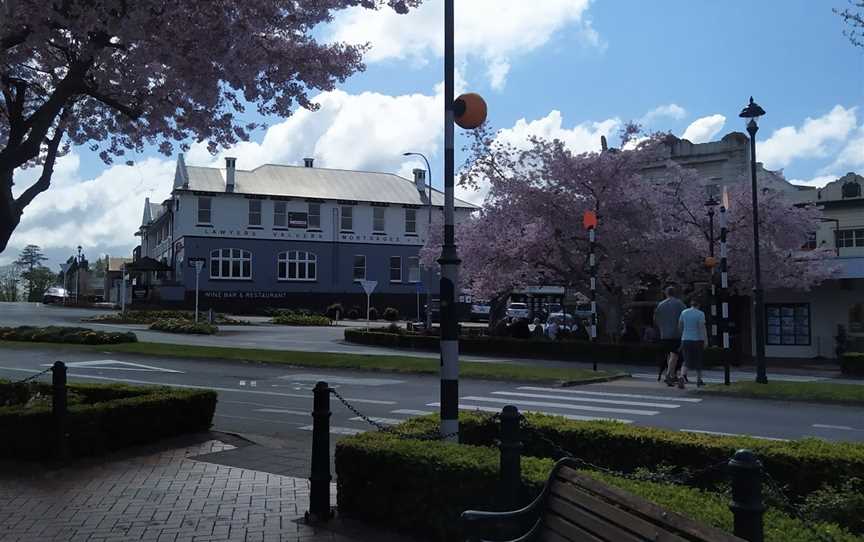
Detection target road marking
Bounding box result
[517,386,703,403]
[39,360,183,373]
[680,429,789,442]
[299,425,364,436]
[458,396,659,416]
[214,414,304,425]
[391,409,433,416]
[493,391,681,409]
[0,367,395,405]
[349,416,403,426]
[812,424,856,431]
[255,409,308,416]
[280,374,405,386]
[426,402,633,424]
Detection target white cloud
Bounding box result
[456,110,619,205]
[681,114,726,143]
[786,174,839,188]
[641,104,686,126]
[759,105,857,169]
[824,126,864,173]
[327,0,600,89]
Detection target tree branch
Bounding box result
[14,111,68,212]
[84,87,141,120]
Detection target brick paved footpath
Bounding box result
[0,435,414,542]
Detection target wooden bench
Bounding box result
[461,458,745,542]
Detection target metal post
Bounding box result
[366,291,371,332]
[728,449,765,542]
[194,267,200,323]
[52,361,67,461]
[438,0,460,441]
[588,225,598,370]
[498,405,522,510]
[747,121,767,384]
[720,206,731,386]
[120,269,127,314]
[708,207,717,347]
[307,381,332,523]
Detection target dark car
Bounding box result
[42,286,68,304]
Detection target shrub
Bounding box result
[149,319,218,335]
[271,313,331,326]
[383,323,403,334]
[0,380,216,460]
[326,303,345,320]
[802,477,864,534]
[348,305,361,319]
[383,307,400,322]
[336,428,858,542]
[841,353,864,376]
[85,310,250,325]
[0,325,137,344]
[368,307,378,320]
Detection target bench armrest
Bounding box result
[461,498,543,541]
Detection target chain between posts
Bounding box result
[13,367,52,384]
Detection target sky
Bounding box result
[3,0,862,268]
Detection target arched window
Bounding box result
[210,248,251,279]
[278,251,317,281]
[842,181,861,199]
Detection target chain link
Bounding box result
[13,367,52,384]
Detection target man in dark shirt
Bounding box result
[653,286,686,385]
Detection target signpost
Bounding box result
[359,280,377,331]
[120,270,128,314]
[189,257,206,323]
[584,210,598,371]
[415,281,425,322]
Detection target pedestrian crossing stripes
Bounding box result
[425,402,633,424]
[391,409,433,416]
[298,425,364,436]
[493,391,682,409]
[457,396,660,416]
[516,386,703,403]
[349,416,402,426]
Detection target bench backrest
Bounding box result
[540,464,744,542]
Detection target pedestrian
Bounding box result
[677,298,708,389]
[531,317,545,339]
[546,319,559,340]
[653,286,686,386]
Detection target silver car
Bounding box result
[505,302,530,320]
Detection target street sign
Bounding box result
[188,256,206,268]
[359,280,377,295]
[583,210,597,230]
[193,260,205,273]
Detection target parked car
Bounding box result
[547,312,575,328]
[505,302,530,320]
[573,303,594,320]
[470,300,491,322]
[42,286,68,304]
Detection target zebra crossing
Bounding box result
[292,385,702,435]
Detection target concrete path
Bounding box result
[0,434,411,542]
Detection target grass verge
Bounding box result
[701,380,864,405]
[0,340,627,383]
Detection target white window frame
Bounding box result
[836,229,864,248]
[405,208,417,234]
[277,251,317,282]
[197,197,212,225]
[274,201,287,228]
[209,248,252,280]
[341,206,354,232]
[407,256,420,283]
[373,207,386,234]
[352,255,366,281]
[389,256,402,283]
[248,199,262,226]
[308,203,321,230]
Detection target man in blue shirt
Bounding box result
[678,298,708,388]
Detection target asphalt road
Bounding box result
[1,344,862,445]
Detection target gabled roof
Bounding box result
[174,159,478,209]
[140,197,166,227]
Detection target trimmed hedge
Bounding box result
[841,353,864,376]
[271,313,331,326]
[149,318,218,335]
[344,329,729,366]
[336,429,859,542]
[0,380,216,460]
[85,310,250,325]
[396,413,864,499]
[0,325,137,344]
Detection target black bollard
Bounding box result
[728,449,764,542]
[52,361,68,461]
[307,381,332,523]
[498,405,522,510]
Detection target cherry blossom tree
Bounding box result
[0,0,419,253]
[433,125,837,337]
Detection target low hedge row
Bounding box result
[0,380,216,460]
[85,310,250,325]
[344,329,730,366]
[149,319,218,335]
[335,430,859,542]
[841,353,864,376]
[271,313,331,326]
[395,413,864,499]
[0,325,137,344]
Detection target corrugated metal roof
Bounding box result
[179,164,478,209]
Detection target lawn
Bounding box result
[0,340,626,384]
[702,380,864,405]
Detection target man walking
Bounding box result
[654,286,686,386]
[678,298,708,389]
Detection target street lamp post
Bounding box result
[739,97,768,384]
[76,245,82,305]
[402,151,434,331]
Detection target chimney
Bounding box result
[225,157,236,193]
[413,168,426,194]
[304,157,314,168]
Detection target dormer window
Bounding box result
[842,181,861,199]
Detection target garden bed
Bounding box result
[841,353,864,376]
[0,380,216,460]
[84,310,250,325]
[0,326,136,344]
[271,313,331,326]
[149,319,218,335]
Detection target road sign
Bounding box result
[193,260,205,273]
[188,256,206,268]
[359,280,377,295]
[583,210,597,230]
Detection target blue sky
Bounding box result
[4,0,862,267]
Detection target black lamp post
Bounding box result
[739,97,768,384]
[705,189,720,347]
[402,151,434,330]
[76,245,82,305]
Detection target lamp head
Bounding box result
[739,96,765,126]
